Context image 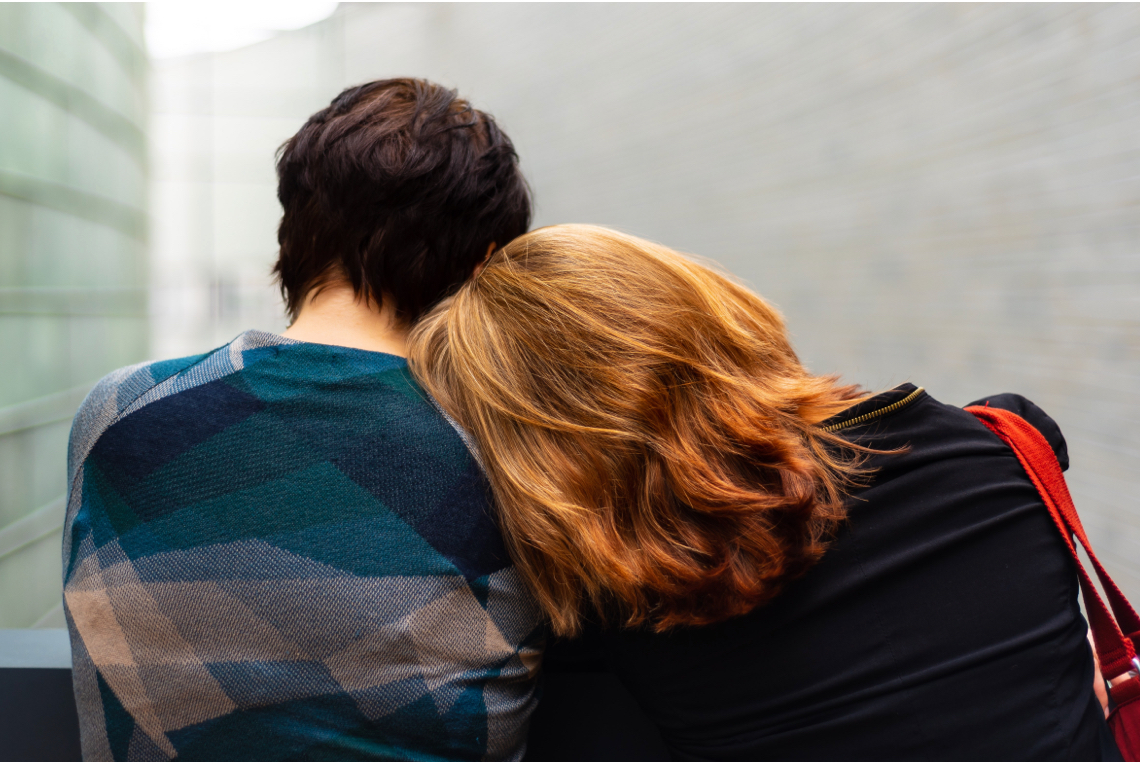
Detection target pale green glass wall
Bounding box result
[0,3,147,628]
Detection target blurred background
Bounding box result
[2,2,1139,632]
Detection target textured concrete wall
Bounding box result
[151,3,1140,600]
[0,3,148,627]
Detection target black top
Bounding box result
[544,385,1120,760]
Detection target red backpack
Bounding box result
[967,405,1140,759]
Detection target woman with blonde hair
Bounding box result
[409,224,1122,759]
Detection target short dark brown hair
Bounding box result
[273,78,532,324]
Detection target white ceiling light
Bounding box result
[145,0,340,60]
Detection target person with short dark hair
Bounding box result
[62,78,540,761]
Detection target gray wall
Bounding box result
[152,3,1140,600]
[0,3,148,628]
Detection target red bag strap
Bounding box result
[966,405,1140,690]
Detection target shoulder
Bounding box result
[963,393,1069,471]
[830,386,1069,473]
[67,351,212,484]
[67,331,302,481]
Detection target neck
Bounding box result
[281,281,409,357]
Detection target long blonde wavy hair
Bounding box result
[409,225,870,637]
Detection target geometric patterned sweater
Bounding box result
[62,330,543,761]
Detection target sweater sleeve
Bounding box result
[965,393,1069,471]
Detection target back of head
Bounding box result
[409,224,868,636]
[274,78,531,324]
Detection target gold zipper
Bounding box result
[821,387,925,433]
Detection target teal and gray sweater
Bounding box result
[62,330,542,761]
